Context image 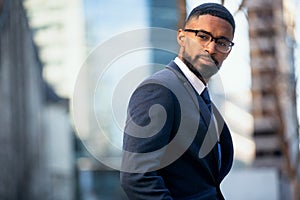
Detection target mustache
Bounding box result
[198,54,219,67]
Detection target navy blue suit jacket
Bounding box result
[120,61,233,200]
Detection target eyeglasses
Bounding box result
[184,29,234,53]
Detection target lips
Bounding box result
[199,55,217,66]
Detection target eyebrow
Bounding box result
[198,29,232,42]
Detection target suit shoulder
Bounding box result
[137,67,181,91]
[128,68,180,111]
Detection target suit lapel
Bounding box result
[166,62,211,127]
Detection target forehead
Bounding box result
[186,14,234,39]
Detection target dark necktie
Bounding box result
[201,88,222,171]
[201,88,212,112]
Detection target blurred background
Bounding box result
[0,0,299,199]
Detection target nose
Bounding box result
[204,40,217,54]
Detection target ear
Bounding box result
[177,29,185,46]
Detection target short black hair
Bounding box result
[186,3,235,33]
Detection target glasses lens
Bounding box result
[196,32,211,44]
[215,39,231,53]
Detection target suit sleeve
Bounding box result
[120,82,176,200]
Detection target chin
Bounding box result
[197,63,219,73]
[199,69,219,79]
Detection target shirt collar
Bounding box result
[174,57,206,95]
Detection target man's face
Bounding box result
[177,15,234,80]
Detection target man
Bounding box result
[120,3,235,200]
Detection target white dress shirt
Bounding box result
[174,57,206,95]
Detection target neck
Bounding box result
[179,56,207,85]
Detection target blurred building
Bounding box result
[24,0,88,199]
[24,0,85,98]
[149,0,179,67]
[222,0,299,200]
[247,0,299,199]
[0,0,74,200]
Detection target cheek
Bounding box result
[186,38,200,49]
[216,54,228,63]
[185,41,201,57]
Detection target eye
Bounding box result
[216,39,229,47]
[197,33,210,41]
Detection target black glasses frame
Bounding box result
[184,29,234,52]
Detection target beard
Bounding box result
[182,53,219,80]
